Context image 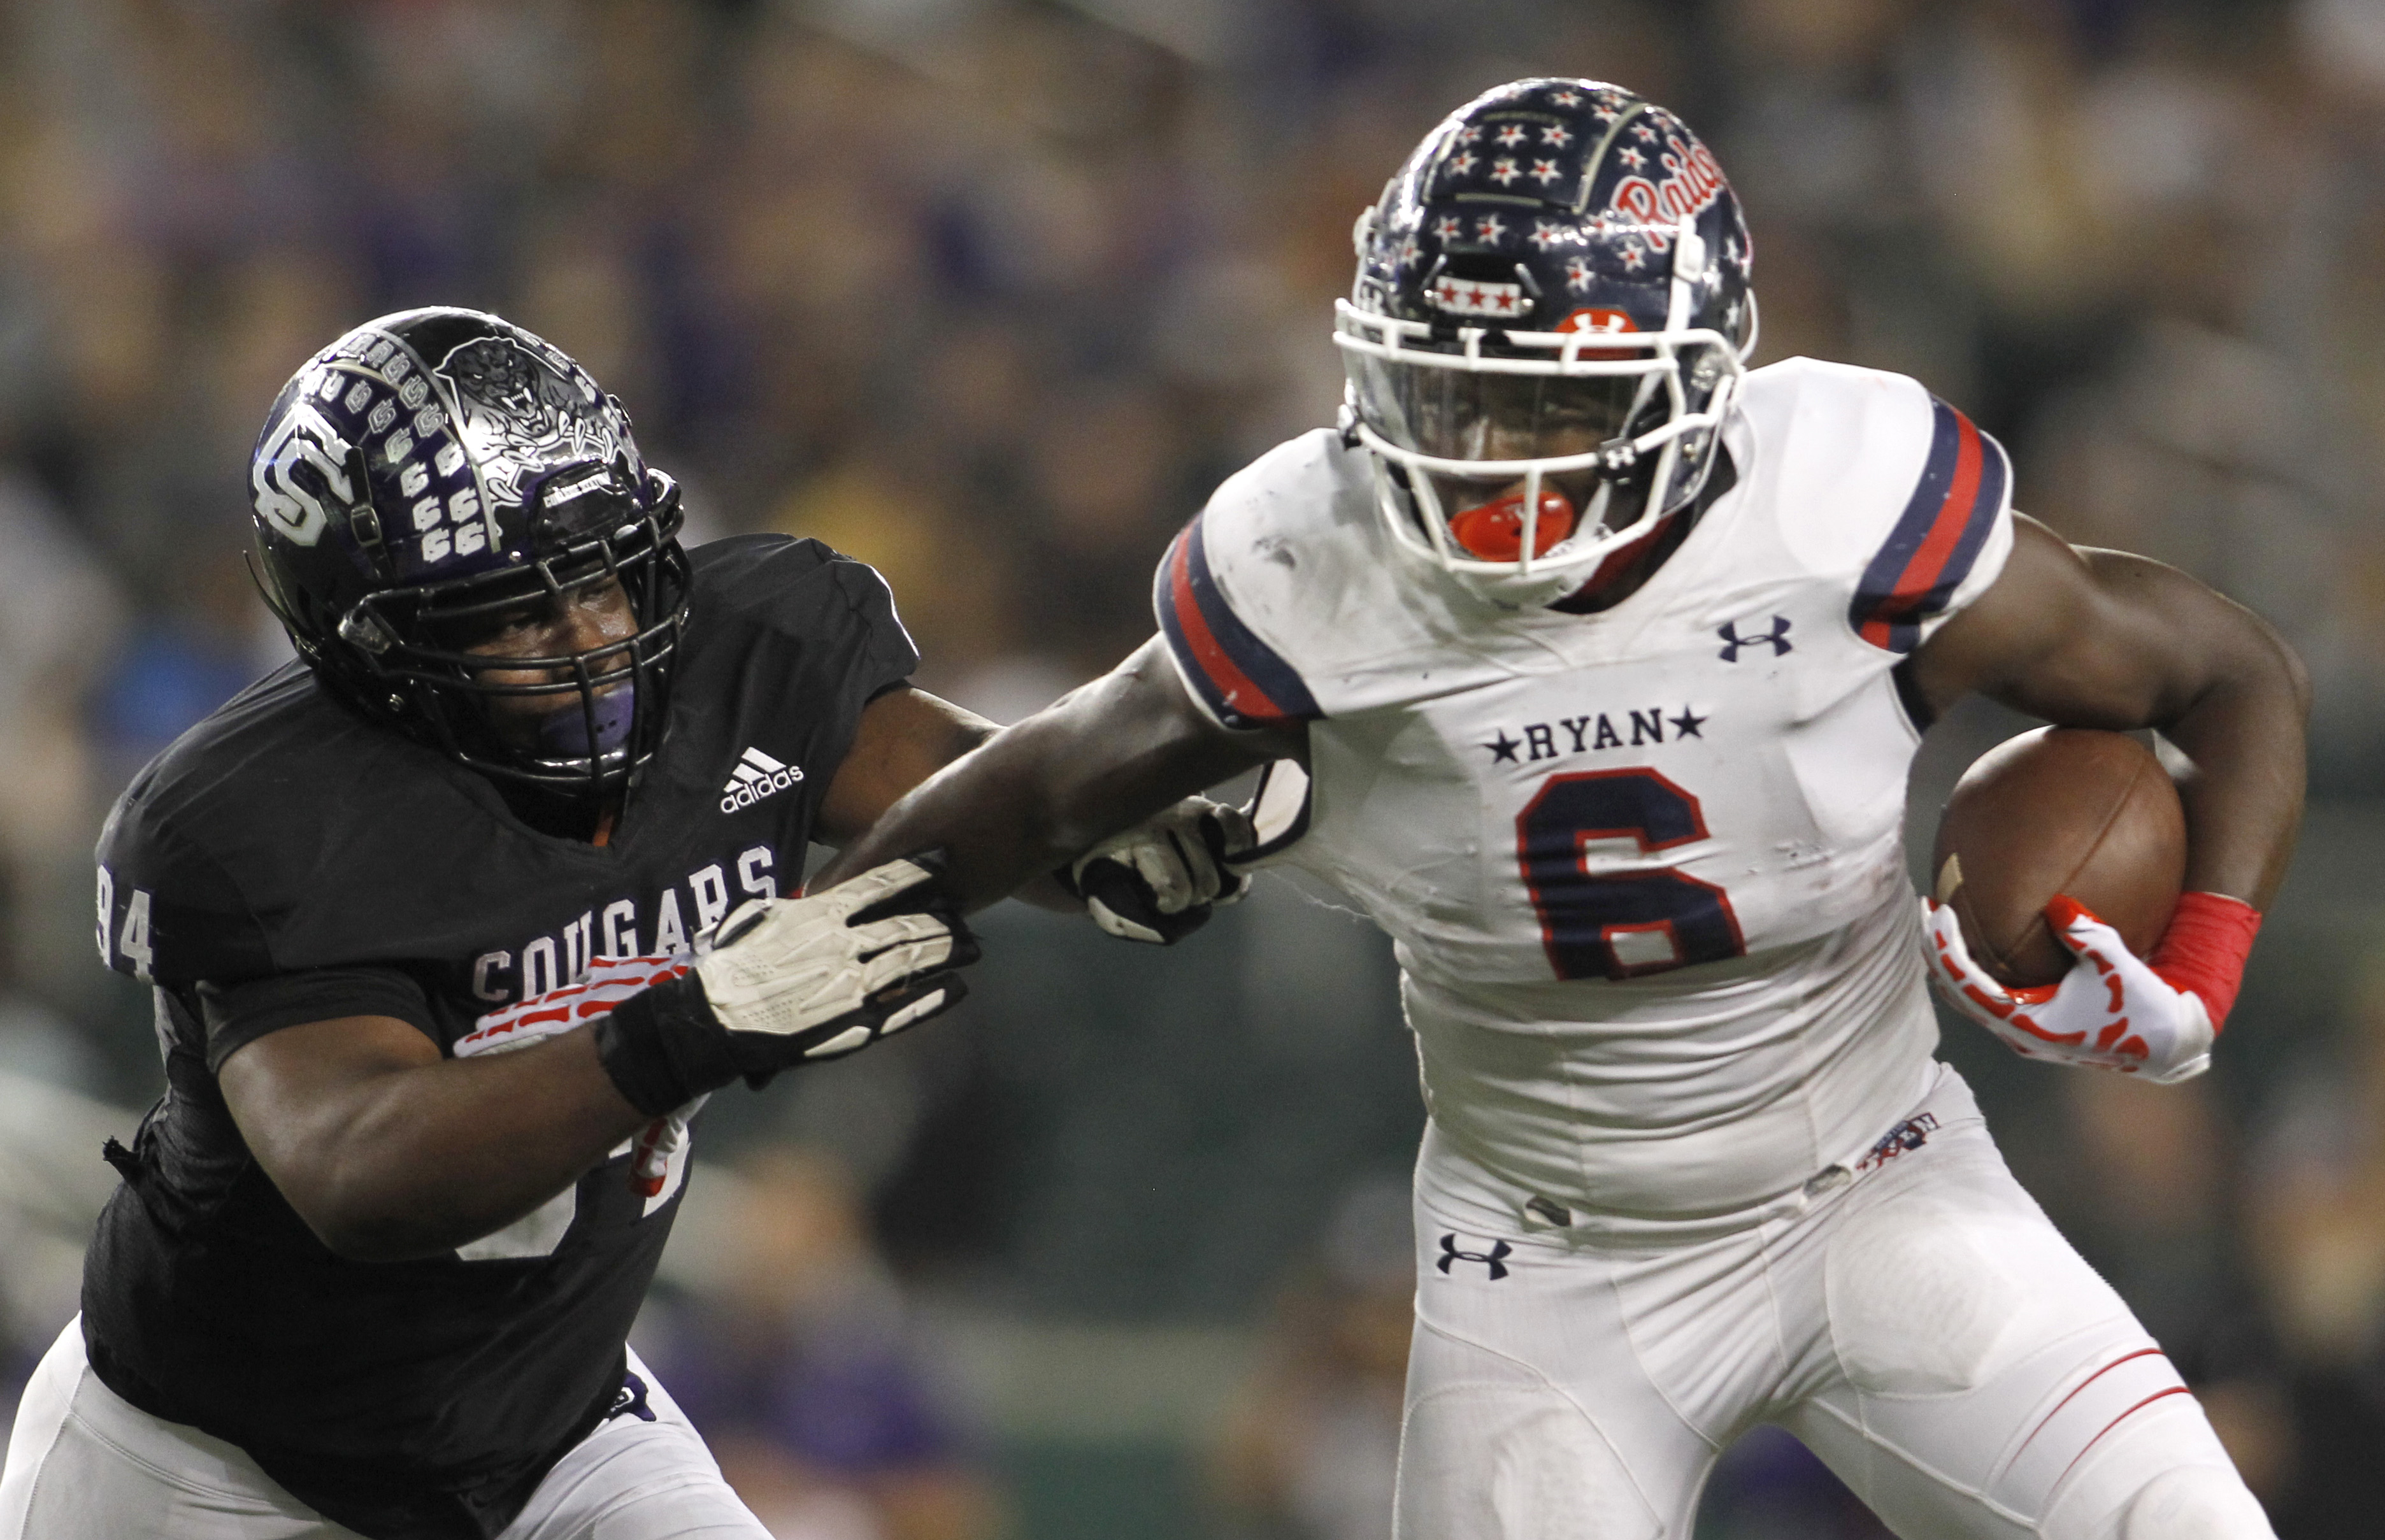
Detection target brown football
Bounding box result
[1930,727,2186,988]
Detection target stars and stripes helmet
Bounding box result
[1336,80,1756,606]
[248,308,691,802]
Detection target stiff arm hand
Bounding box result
[1065,796,1256,944]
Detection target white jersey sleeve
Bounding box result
[1748,356,2015,655]
[1152,427,1480,727]
[1154,431,1356,729]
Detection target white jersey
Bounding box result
[1156,357,2015,1218]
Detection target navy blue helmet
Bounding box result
[1337,80,1756,605]
[247,308,689,801]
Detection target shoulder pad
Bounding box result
[1153,433,1349,729]
[1738,360,2014,653]
[96,780,273,985]
[690,534,920,667]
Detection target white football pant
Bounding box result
[1398,1066,2274,1540]
[0,1323,768,1539]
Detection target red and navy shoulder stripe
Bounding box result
[1154,514,1321,730]
[1849,398,2009,655]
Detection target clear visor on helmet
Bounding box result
[1347,353,1651,467]
[1345,352,1661,564]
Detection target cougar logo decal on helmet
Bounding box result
[438,336,619,510]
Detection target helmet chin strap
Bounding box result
[533,684,635,759]
[1552,505,1675,610]
[1583,476,1616,536]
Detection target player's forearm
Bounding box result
[822,702,1155,909]
[1947,536,2310,911]
[822,648,1268,908]
[2156,619,2309,909]
[814,685,1082,913]
[234,1022,648,1262]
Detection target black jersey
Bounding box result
[81,536,917,1540]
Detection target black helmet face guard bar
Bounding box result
[337,502,691,800]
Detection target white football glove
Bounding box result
[1068,797,1257,945]
[692,857,973,1061]
[597,857,978,1116]
[1922,895,2213,1084]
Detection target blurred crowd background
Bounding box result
[0,0,2378,1535]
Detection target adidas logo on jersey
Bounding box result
[720,746,803,813]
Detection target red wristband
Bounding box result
[2149,891,2261,1032]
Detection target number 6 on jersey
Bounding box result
[1517,768,1747,981]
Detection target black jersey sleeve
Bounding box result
[95,787,276,989]
[837,554,921,694]
[694,535,920,694]
[197,968,439,1072]
[684,537,922,833]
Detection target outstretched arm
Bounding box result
[1908,515,2309,908]
[813,683,1084,910]
[815,637,1305,908]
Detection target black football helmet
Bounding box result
[248,308,689,801]
[1338,79,1756,606]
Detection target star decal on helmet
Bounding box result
[1618,145,1645,170]
[1490,157,1522,185]
[1434,215,1464,240]
[1565,255,1595,292]
[1622,241,1647,269]
[1541,125,1573,146]
[1633,122,1658,141]
[1531,220,1572,250]
[1475,213,1507,243]
[1445,152,1479,178]
[1428,277,1529,317]
[1530,158,1564,184]
[1495,123,1528,146]
[1551,89,1582,107]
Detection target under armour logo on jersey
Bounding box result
[720,746,805,813]
[606,1369,657,1423]
[1437,1233,1513,1280]
[1717,615,1793,661]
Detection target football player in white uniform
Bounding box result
[822,80,2307,1540]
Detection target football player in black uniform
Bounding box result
[0,309,1238,1540]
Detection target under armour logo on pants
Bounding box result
[1438,1233,1513,1280]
